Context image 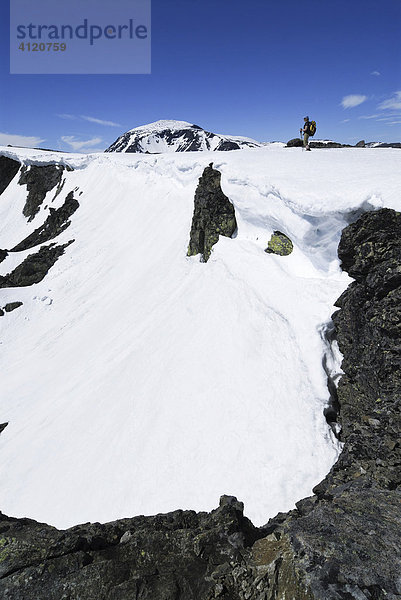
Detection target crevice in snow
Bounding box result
[319,321,344,439]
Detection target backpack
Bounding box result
[309,121,317,136]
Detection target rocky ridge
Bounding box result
[286,138,401,149]
[0,156,399,599]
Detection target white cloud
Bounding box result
[340,119,350,123]
[378,91,401,111]
[80,115,121,127]
[57,113,120,127]
[370,71,381,76]
[0,132,46,147]
[341,95,368,109]
[61,135,104,152]
[358,114,379,120]
[57,113,78,120]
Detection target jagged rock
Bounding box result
[265,231,293,256]
[0,497,263,600]
[187,163,237,262]
[355,140,366,147]
[0,242,73,289]
[0,423,8,434]
[3,302,23,313]
[0,249,8,264]
[0,156,20,196]
[11,192,79,252]
[18,164,66,221]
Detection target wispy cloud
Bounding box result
[80,115,121,127]
[378,91,401,111]
[340,119,350,123]
[370,71,381,76]
[61,135,104,152]
[358,114,379,120]
[57,113,78,120]
[341,95,368,109]
[57,113,120,127]
[0,132,46,147]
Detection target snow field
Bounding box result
[0,145,399,527]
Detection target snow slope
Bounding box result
[0,145,400,529]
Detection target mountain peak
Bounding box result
[105,120,261,154]
[128,120,202,133]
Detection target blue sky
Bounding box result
[1,0,400,151]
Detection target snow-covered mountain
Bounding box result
[0,144,400,531]
[105,119,262,153]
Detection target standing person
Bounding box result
[300,116,311,151]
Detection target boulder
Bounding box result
[286,138,303,147]
[265,231,293,256]
[187,163,237,262]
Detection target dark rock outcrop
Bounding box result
[0,209,399,599]
[3,301,23,313]
[11,192,79,252]
[287,138,401,149]
[187,164,237,262]
[0,242,73,289]
[18,164,66,221]
[0,496,264,600]
[0,156,20,196]
[265,231,293,256]
[286,138,304,147]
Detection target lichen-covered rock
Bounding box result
[265,231,293,256]
[18,164,66,221]
[187,163,237,262]
[0,496,263,600]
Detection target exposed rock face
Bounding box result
[0,154,78,299]
[0,156,20,195]
[11,191,79,252]
[265,231,293,256]
[0,497,264,600]
[187,164,237,262]
[106,120,261,153]
[0,243,73,289]
[0,210,399,599]
[18,164,65,221]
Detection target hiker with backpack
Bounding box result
[300,116,316,151]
